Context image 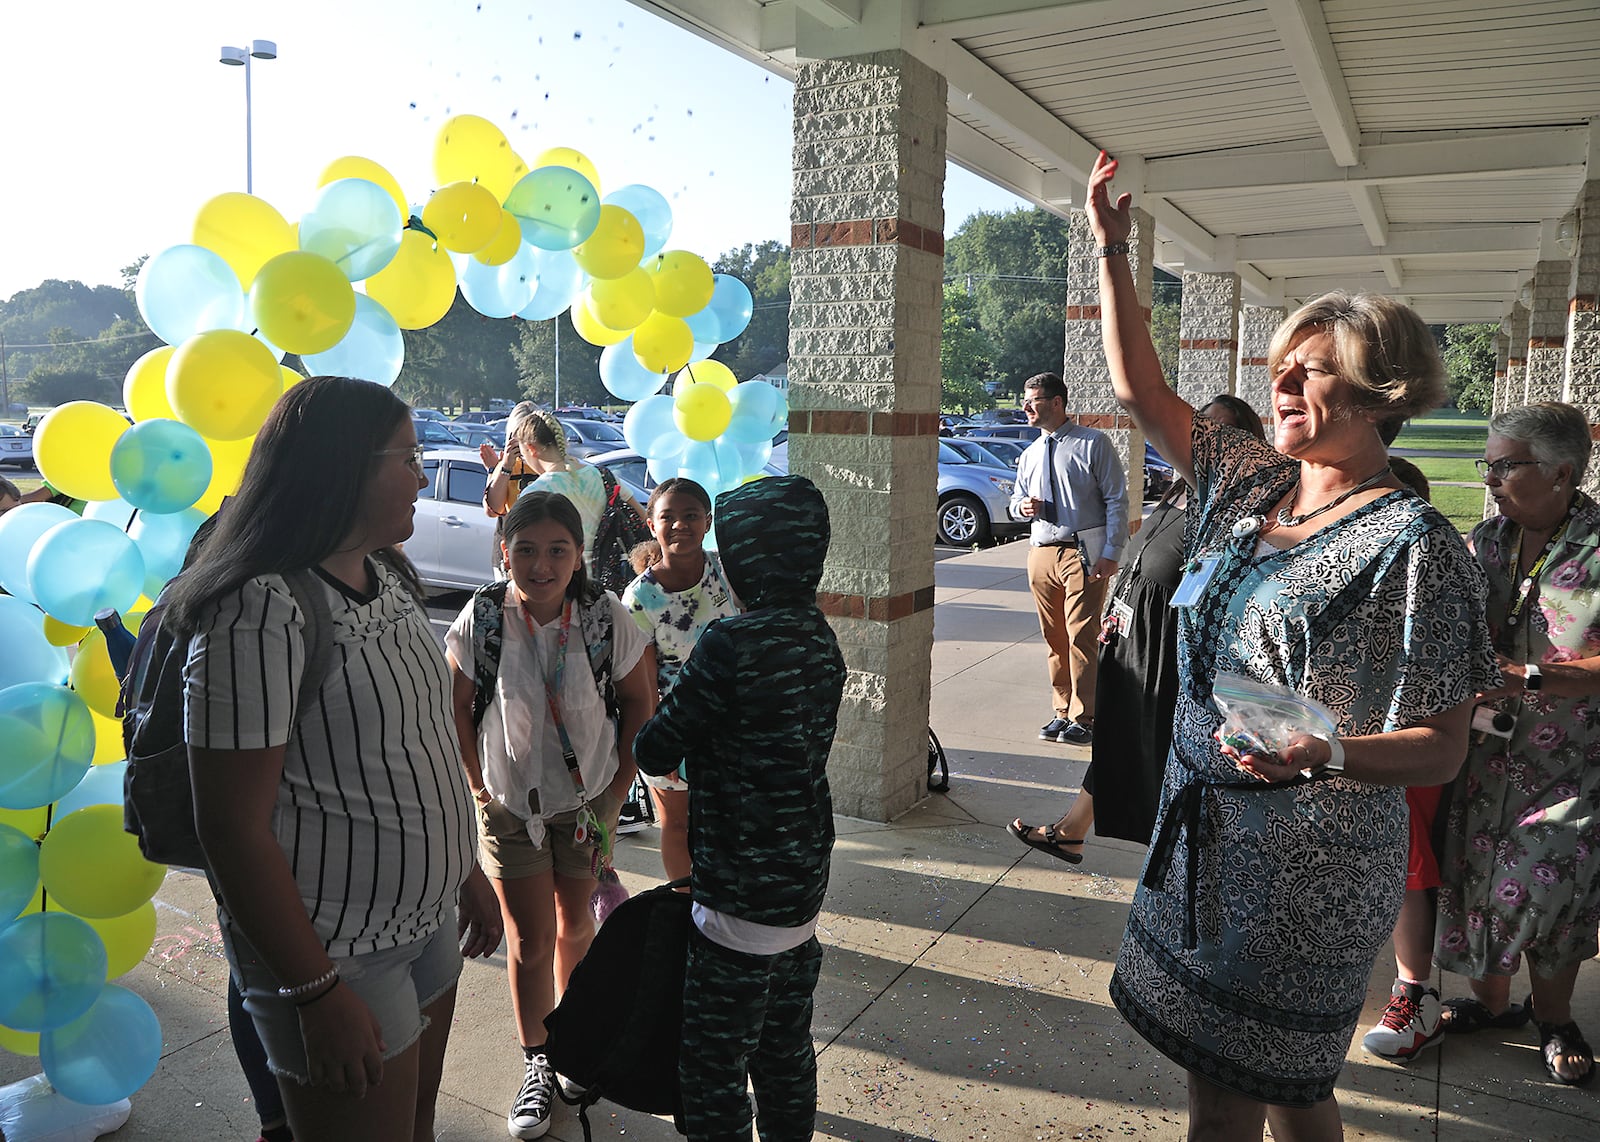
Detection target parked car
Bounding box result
[943,437,1013,469]
[447,421,500,449]
[952,423,1040,444]
[1143,441,1176,502]
[410,407,451,422]
[970,408,1029,426]
[949,436,1026,469]
[939,414,973,436]
[408,447,649,592]
[0,423,34,468]
[412,418,466,447]
[451,410,505,425]
[556,417,629,459]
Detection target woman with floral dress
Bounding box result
[1435,401,1600,1087]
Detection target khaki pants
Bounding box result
[1027,543,1107,723]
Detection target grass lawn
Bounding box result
[1390,408,1489,454]
[1412,456,1480,483]
[1431,484,1487,535]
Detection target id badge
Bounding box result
[1170,554,1222,608]
[1109,596,1134,631]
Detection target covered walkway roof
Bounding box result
[624,0,1600,323]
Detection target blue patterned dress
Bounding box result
[1436,494,1600,979]
[1109,417,1497,1106]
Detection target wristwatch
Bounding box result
[1524,663,1543,692]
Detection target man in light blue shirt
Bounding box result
[1009,371,1130,745]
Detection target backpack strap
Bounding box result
[470,580,511,730]
[281,569,335,723]
[576,592,618,722]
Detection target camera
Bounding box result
[1471,705,1516,739]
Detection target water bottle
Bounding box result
[94,608,138,681]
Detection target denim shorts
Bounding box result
[222,920,463,1084]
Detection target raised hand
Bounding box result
[1086,150,1132,248]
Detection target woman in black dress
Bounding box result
[1009,395,1265,861]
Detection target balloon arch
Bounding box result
[0,114,783,1111]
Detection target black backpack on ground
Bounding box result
[590,466,653,596]
[120,570,334,868]
[543,878,692,1141]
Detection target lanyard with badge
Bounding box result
[521,599,603,847]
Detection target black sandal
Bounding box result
[1439,995,1531,1034]
[1536,1018,1596,1086]
[1007,820,1084,865]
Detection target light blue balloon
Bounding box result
[724,381,788,444]
[135,245,246,348]
[706,275,754,342]
[679,439,745,498]
[0,912,107,1032]
[623,394,683,460]
[109,419,212,515]
[0,597,69,691]
[299,178,403,282]
[599,340,668,403]
[304,295,406,386]
[0,823,41,926]
[505,166,601,251]
[646,453,684,486]
[684,306,722,345]
[82,497,137,530]
[53,760,128,821]
[688,340,718,364]
[732,437,773,476]
[516,248,587,321]
[42,983,161,1104]
[129,507,206,598]
[604,184,673,259]
[0,502,79,604]
[0,683,97,811]
[26,520,146,629]
[252,327,287,362]
[459,244,538,319]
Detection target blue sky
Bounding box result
[0,0,1025,300]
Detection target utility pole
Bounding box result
[552,318,561,410]
[1,333,9,419]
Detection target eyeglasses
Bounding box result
[1473,458,1540,481]
[1021,395,1061,407]
[375,445,427,472]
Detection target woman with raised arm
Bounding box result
[1087,151,1497,1141]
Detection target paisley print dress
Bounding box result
[1436,494,1600,979]
[1108,417,1497,1106]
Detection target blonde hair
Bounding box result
[1267,293,1446,424]
[504,402,569,467]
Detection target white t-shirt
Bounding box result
[184,563,475,958]
[444,590,647,849]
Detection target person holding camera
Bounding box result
[1433,401,1600,1087]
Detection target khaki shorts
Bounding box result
[478,787,622,881]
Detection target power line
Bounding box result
[1,329,158,350]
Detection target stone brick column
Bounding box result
[1505,302,1529,411]
[1563,179,1600,493]
[1525,259,1570,403]
[1177,271,1242,408]
[1064,209,1152,501]
[1491,325,1510,418]
[1238,304,1285,423]
[788,51,945,821]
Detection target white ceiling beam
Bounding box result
[1235,223,1544,261]
[1262,0,1361,166]
[1379,257,1405,289]
[1281,271,1523,297]
[795,0,863,29]
[945,117,1063,215]
[1144,127,1587,194]
[621,1,800,71]
[916,0,1152,40]
[1347,185,1388,247]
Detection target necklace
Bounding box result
[1232,464,1392,539]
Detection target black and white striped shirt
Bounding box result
[184,562,474,957]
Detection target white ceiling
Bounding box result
[622,0,1600,323]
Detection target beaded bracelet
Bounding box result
[278,965,339,1002]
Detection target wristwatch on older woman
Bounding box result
[1524,663,1543,692]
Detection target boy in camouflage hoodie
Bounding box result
[635,474,845,1142]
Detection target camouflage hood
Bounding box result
[713,474,830,609]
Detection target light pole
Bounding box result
[218,39,277,194]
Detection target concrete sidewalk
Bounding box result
[4,539,1596,1140]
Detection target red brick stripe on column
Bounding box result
[1065,304,1152,322]
[1530,336,1567,349]
[1590,424,1600,442]
[1241,357,1270,366]
[1179,339,1239,351]
[788,411,939,436]
[793,216,943,255]
[818,587,936,621]
[1574,295,1599,314]
[1508,357,1525,367]
[1073,414,1135,430]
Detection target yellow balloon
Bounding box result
[249,251,357,355]
[0,805,48,843]
[0,1021,40,1056]
[82,901,158,978]
[39,804,166,918]
[675,359,737,393]
[573,205,645,280]
[367,230,458,330]
[44,616,92,647]
[423,181,502,253]
[569,297,630,347]
[281,364,305,388]
[193,192,294,288]
[632,311,693,374]
[674,381,732,442]
[319,155,408,223]
[533,146,602,197]
[473,208,523,266]
[34,401,129,501]
[193,433,256,516]
[167,330,283,442]
[123,346,177,422]
[433,115,526,200]
[585,268,655,332]
[90,709,125,766]
[69,628,122,720]
[646,251,714,318]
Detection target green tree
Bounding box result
[396,295,523,411]
[1442,323,1496,413]
[941,285,995,413]
[511,316,603,407]
[1150,296,1180,386]
[20,364,117,406]
[710,242,790,381]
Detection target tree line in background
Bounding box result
[0,216,1496,419]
